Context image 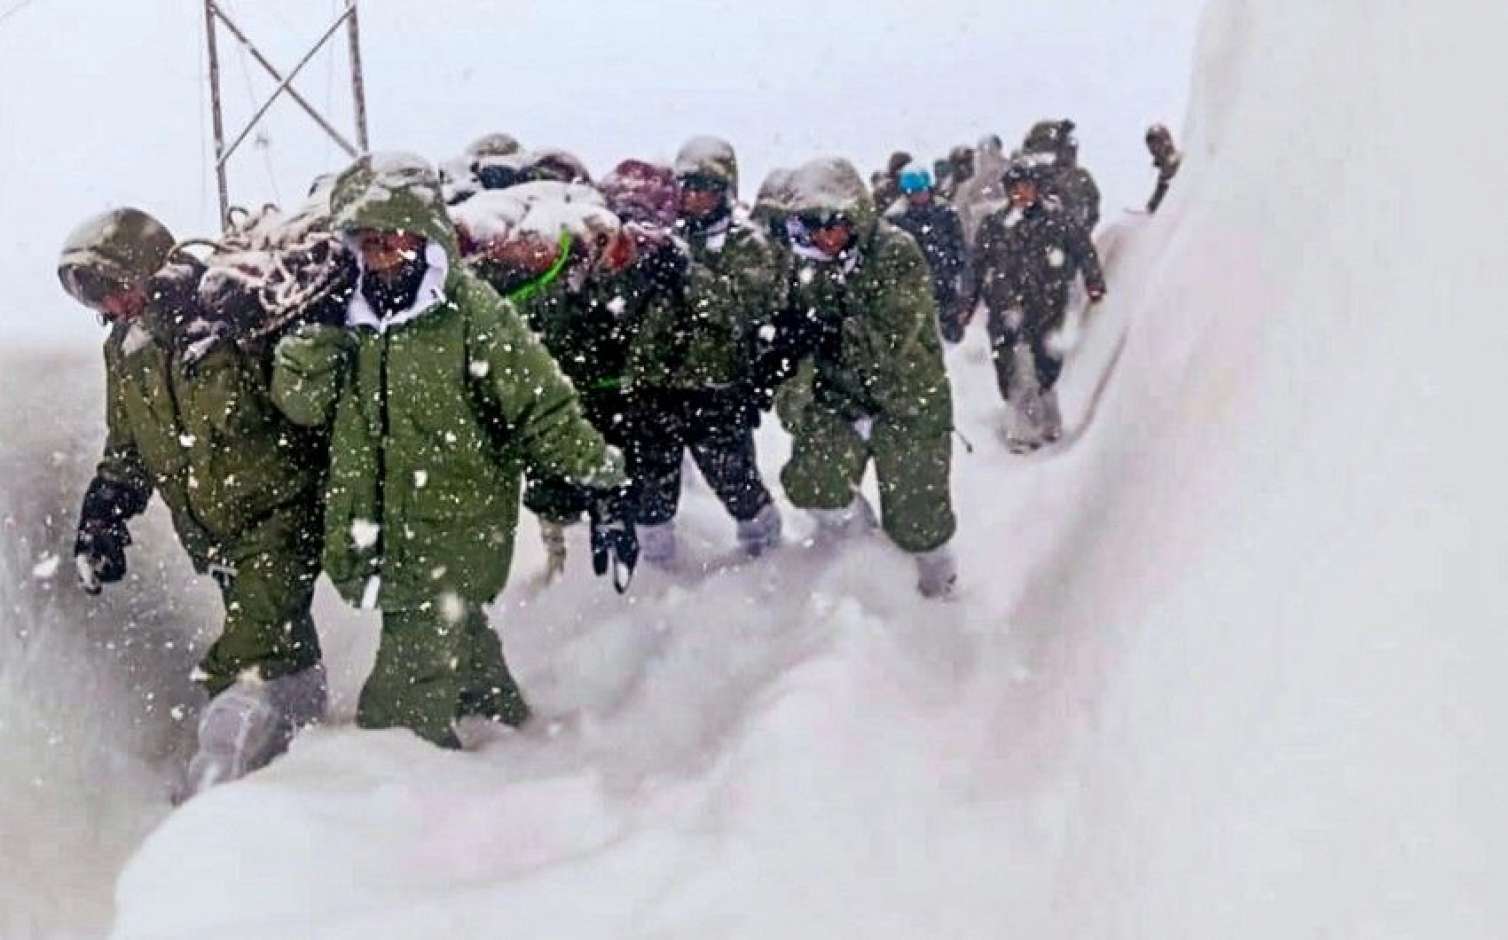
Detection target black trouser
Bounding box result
[629,424,771,527]
[934,281,966,343]
[987,308,1064,401]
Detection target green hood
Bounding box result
[57,207,175,297]
[786,157,877,232]
[330,153,459,261]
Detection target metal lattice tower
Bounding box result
[202,0,370,228]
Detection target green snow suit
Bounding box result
[60,204,329,697]
[776,158,957,554]
[272,154,624,745]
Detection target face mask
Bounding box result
[360,255,428,318]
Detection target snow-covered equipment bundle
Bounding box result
[598,159,686,267]
[182,179,355,355]
[449,180,626,290]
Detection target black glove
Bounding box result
[641,240,690,295]
[74,477,146,594]
[588,487,638,594]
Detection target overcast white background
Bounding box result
[0,0,1200,346]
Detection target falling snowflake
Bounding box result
[350,519,381,549]
[31,553,60,580]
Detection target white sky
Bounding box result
[0,0,1203,345]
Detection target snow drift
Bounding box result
[7,0,1505,935]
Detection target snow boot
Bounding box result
[638,520,679,568]
[915,544,959,599]
[810,495,879,542]
[1002,342,1048,453]
[736,502,783,557]
[185,663,327,797]
[1040,387,1063,444]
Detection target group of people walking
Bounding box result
[55,117,1176,795]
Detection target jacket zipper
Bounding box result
[374,330,390,567]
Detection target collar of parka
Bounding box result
[330,153,461,332]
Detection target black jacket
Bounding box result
[886,197,967,310]
[974,200,1105,335]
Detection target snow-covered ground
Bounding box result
[5,0,1508,935]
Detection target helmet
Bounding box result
[897,165,932,194]
[1023,119,1078,165]
[58,208,175,309]
[526,149,592,185]
[465,133,523,160]
[1001,159,1044,191]
[674,135,738,196]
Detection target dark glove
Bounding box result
[588,487,638,593]
[73,477,147,594]
[640,239,689,295]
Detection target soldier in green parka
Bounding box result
[616,136,784,566]
[271,153,636,748]
[452,181,639,580]
[772,157,960,598]
[59,208,330,794]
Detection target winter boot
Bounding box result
[736,502,783,557]
[638,520,679,568]
[1002,342,1048,454]
[186,663,327,797]
[810,495,879,543]
[915,544,959,599]
[1040,387,1063,444]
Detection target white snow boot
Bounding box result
[638,520,679,568]
[1039,387,1063,444]
[736,502,783,557]
[810,495,879,542]
[915,544,959,599]
[186,663,327,797]
[1002,342,1050,454]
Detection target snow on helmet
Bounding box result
[1023,119,1078,165]
[58,207,175,308]
[674,135,738,196]
[1001,159,1045,191]
[465,133,524,160]
[525,149,592,185]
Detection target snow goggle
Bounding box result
[791,212,851,235]
[59,265,129,312]
[678,173,727,194]
[785,213,855,259]
[474,163,524,190]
